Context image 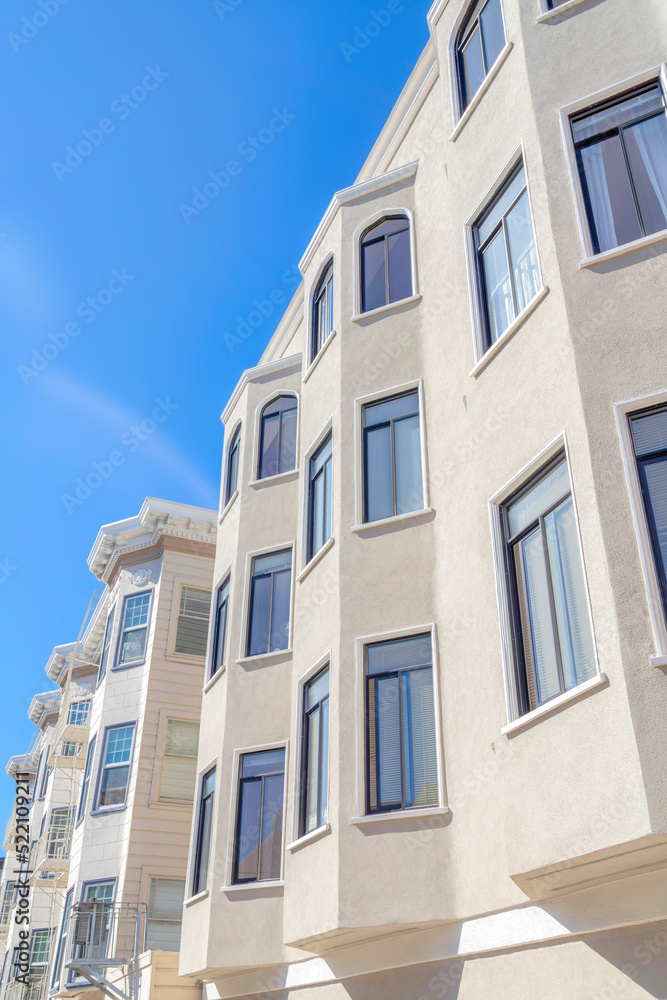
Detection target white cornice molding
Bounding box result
[5,754,38,779]
[298,162,419,276]
[27,691,61,726]
[220,354,303,425]
[426,0,453,31]
[256,285,305,367]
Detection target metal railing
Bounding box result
[65,901,145,969]
[3,972,47,1000]
[31,813,74,873]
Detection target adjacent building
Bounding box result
[179,0,667,998]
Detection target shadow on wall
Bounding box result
[342,954,463,1000]
[582,921,667,998]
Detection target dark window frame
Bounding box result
[210,577,230,678]
[225,425,241,505]
[360,215,413,313]
[307,433,333,562]
[51,888,73,991]
[362,390,423,523]
[76,735,97,826]
[232,748,285,885]
[456,0,506,112]
[258,395,298,480]
[192,768,215,896]
[630,403,667,619]
[113,590,152,670]
[93,723,137,813]
[97,607,116,686]
[246,549,293,657]
[311,259,334,361]
[300,668,330,837]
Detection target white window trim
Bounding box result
[464,141,544,367]
[225,741,289,889]
[353,378,430,528]
[501,671,609,736]
[352,207,419,320]
[113,589,153,670]
[207,564,232,682]
[307,251,336,367]
[290,652,331,845]
[166,579,212,661]
[488,432,601,725]
[218,489,239,524]
[447,0,510,134]
[558,65,667,263]
[185,754,218,901]
[238,541,296,663]
[537,0,604,22]
[252,390,300,484]
[92,722,137,814]
[300,419,334,572]
[302,328,337,384]
[221,418,243,516]
[614,389,667,663]
[354,623,446,820]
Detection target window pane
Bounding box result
[507,458,569,537]
[365,425,394,522]
[165,719,199,756]
[306,668,329,710]
[248,574,272,656]
[519,528,562,704]
[259,773,284,881]
[147,879,185,951]
[387,228,412,303]
[175,616,209,656]
[254,550,292,575]
[320,696,329,827]
[461,25,485,105]
[394,413,423,515]
[364,391,419,428]
[212,588,228,673]
[572,86,664,143]
[579,137,643,252]
[478,167,526,246]
[311,469,325,555]
[631,409,667,456]
[644,458,667,586]
[124,593,151,627]
[180,587,211,618]
[480,0,504,70]
[305,708,320,834]
[545,497,597,691]
[279,406,297,473]
[376,675,402,809]
[260,412,280,478]
[236,780,261,881]
[367,634,432,675]
[364,217,409,240]
[118,626,147,664]
[106,727,134,764]
[362,239,387,312]
[241,748,285,778]
[506,190,541,313]
[624,114,667,236]
[404,667,438,808]
[99,765,129,807]
[481,229,513,343]
[270,568,291,651]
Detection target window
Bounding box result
[247,550,292,656]
[97,609,115,684]
[38,747,51,800]
[67,700,91,727]
[300,669,329,836]
[457,0,505,112]
[175,586,211,657]
[51,888,72,991]
[312,260,334,359]
[474,162,541,347]
[46,807,73,860]
[233,748,284,884]
[365,634,438,814]
[258,396,298,479]
[630,405,667,616]
[96,724,135,809]
[0,883,15,925]
[77,736,96,823]
[159,720,200,801]
[225,425,241,504]
[307,434,333,561]
[210,578,230,677]
[192,769,215,896]
[360,216,412,313]
[71,882,115,970]
[363,390,424,523]
[547,0,571,6]
[29,929,52,968]
[147,878,185,951]
[117,592,151,666]
[502,455,596,714]
[572,83,667,254]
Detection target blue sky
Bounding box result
[0,0,432,823]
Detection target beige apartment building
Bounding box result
[179,0,667,998]
[0,498,216,1000]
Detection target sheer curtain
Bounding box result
[580,143,617,251]
[626,116,667,230]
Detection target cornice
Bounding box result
[220,354,303,425]
[426,0,453,32]
[5,755,37,779]
[27,691,61,727]
[298,162,419,276]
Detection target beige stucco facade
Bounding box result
[180,0,667,998]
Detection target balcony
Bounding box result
[47,735,87,771]
[29,810,74,885]
[58,902,146,1000]
[3,972,47,1000]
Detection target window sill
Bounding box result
[236,649,292,667]
[111,659,146,672]
[90,805,128,817]
[218,490,238,524]
[296,538,335,583]
[537,0,595,22]
[221,881,284,894]
[449,43,513,142]
[203,667,225,694]
[351,806,449,826]
[651,655,667,669]
[302,330,337,384]
[350,294,421,324]
[248,469,299,489]
[184,889,209,908]
[286,824,331,853]
[501,672,608,736]
[350,508,434,534]
[579,228,667,268]
[469,286,548,378]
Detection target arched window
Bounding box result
[225,425,241,504]
[258,396,297,479]
[456,0,505,112]
[360,216,412,314]
[312,260,334,360]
